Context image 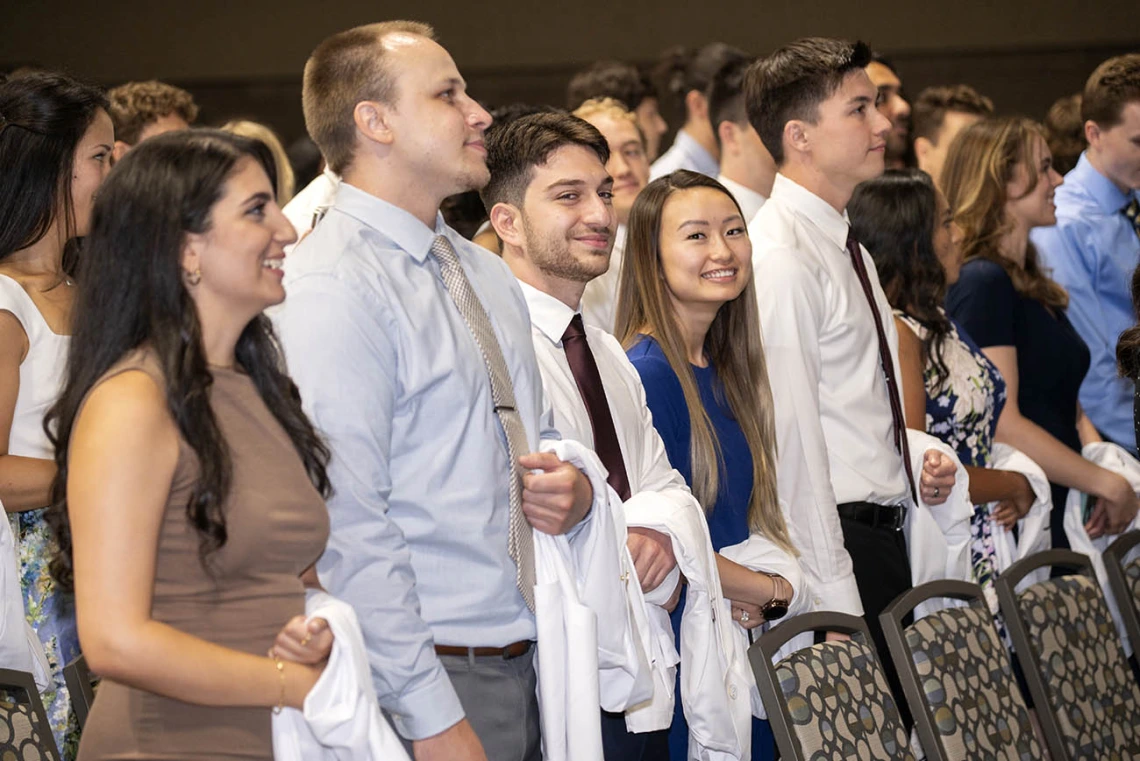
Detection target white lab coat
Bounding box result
[624,492,753,761]
[988,442,1052,591]
[271,592,409,761]
[718,528,812,718]
[1063,442,1140,655]
[533,439,654,761]
[903,431,972,618]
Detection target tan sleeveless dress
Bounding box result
[76,352,329,760]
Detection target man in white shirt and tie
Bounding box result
[744,37,956,713]
[274,21,598,761]
[481,108,684,761]
[710,56,776,223]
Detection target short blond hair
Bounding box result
[302,21,436,174]
[221,120,295,204]
[572,96,638,126]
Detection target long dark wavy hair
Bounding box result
[0,72,108,269]
[849,169,953,391]
[46,130,331,591]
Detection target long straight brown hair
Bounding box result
[615,170,794,554]
[941,116,1069,309]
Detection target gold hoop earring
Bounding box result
[185,268,201,286]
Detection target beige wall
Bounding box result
[5,0,1137,82]
[5,1,1136,147]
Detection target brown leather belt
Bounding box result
[434,640,534,660]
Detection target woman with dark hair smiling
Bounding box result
[0,71,113,756]
[849,168,1036,635]
[46,130,333,760]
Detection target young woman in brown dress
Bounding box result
[46,130,335,760]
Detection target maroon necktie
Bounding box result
[845,230,918,503]
[562,313,632,501]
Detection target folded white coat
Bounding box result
[718,526,813,719]
[989,442,1052,591]
[903,430,972,618]
[624,490,753,761]
[533,438,654,761]
[1063,441,1140,656]
[271,591,410,761]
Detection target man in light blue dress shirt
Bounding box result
[273,22,594,761]
[1032,54,1140,454]
[649,43,746,180]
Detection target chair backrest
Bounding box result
[0,667,61,761]
[62,654,98,730]
[749,611,915,761]
[879,579,1041,761]
[995,549,1140,761]
[1103,530,1140,660]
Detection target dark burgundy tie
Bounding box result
[561,313,632,501]
[845,230,918,503]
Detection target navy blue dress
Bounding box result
[627,335,775,761]
[946,258,1091,550]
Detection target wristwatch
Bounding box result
[760,573,790,621]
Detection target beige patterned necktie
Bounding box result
[430,235,536,611]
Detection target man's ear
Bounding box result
[914,136,933,166]
[112,140,132,163]
[490,202,525,251]
[1084,119,1102,150]
[686,89,709,122]
[353,100,396,148]
[718,120,738,154]
[784,119,810,157]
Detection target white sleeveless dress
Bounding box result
[0,273,77,756]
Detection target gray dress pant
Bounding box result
[396,645,541,761]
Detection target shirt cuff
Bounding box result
[385,662,466,741]
[641,566,681,607]
[809,574,864,617]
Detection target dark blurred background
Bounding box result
[4,0,1136,144]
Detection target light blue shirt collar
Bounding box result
[333,181,449,263]
[1070,151,1137,214]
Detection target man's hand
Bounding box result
[920,450,956,505]
[413,719,487,761]
[518,452,593,535]
[626,527,677,592]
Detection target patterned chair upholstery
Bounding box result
[902,603,1041,760]
[1103,530,1140,663]
[1015,574,1140,759]
[0,668,60,761]
[773,637,914,760]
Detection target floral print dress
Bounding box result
[897,311,1010,643]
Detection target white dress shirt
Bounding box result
[716,174,766,224]
[520,282,700,727]
[580,225,626,334]
[282,168,340,246]
[749,173,910,616]
[650,130,718,180]
[520,282,693,599]
[274,182,560,740]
